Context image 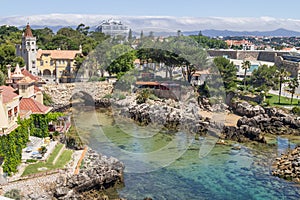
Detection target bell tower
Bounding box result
[16,23,38,75]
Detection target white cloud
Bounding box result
[1,14,300,32]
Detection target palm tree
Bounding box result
[287,77,299,105]
[241,60,251,86]
[276,68,290,104]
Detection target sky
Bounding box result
[2,0,300,32]
[1,0,300,18]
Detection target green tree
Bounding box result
[0,44,17,73]
[106,44,136,76]
[287,77,299,105]
[213,57,237,93]
[276,68,290,104]
[249,64,278,92]
[241,60,251,86]
[0,70,5,85]
[76,23,90,36]
[128,29,133,44]
[32,27,54,49]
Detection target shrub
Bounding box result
[291,106,300,116]
[103,94,112,99]
[26,159,37,163]
[4,189,22,200]
[43,92,53,106]
[88,76,99,82]
[99,77,106,81]
[136,89,151,104]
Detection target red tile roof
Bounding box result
[37,49,81,60]
[24,23,33,38]
[20,98,52,114]
[16,76,35,84]
[0,86,18,104]
[21,68,40,81]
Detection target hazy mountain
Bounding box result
[184,28,300,37]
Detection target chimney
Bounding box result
[7,64,11,80]
[36,91,43,105]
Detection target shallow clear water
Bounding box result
[73,108,300,200]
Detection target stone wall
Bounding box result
[207,50,238,59]
[237,51,260,61]
[275,56,300,78]
[208,50,285,63]
[43,82,114,110]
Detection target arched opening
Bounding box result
[71,91,95,107]
[43,69,51,76]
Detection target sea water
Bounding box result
[73,108,300,200]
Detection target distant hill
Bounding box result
[23,24,300,38]
[184,28,300,37]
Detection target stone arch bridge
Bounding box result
[42,82,113,110]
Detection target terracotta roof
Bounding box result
[0,86,19,104]
[193,70,212,76]
[24,23,33,38]
[136,81,159,86]
[21,68,40,81]
[20,98,52,114]
[16,76,35,84]
[37,49,81,60]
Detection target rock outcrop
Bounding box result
[234,102,300,135]
[52,149,124,200]
[272,146,300,183]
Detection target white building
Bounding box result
[96,19,129,38]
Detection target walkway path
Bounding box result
[52,144,65,165]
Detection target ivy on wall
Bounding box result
[0,112,63,175]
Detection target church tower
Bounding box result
[16,23,38,75]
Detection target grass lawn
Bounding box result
[22,143,73,176]
[265,93,300,106]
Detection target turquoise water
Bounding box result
[73,108,300,200]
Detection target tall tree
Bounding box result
[276,68,290,104]
[287,77,299,105]
[213,57,238,93]
[140,30,144,41]
[128,29,133,44]
[241,60,251,86]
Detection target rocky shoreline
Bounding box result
[272,146,300,183]
[51,149,124,200]
[112,96,300,143]
[13,148,125,200]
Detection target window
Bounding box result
[32,42,34,44]
[50,60,54,66]
[40,61,44,66]
[14,107,18,116]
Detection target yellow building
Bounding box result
[37,49,81,83]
